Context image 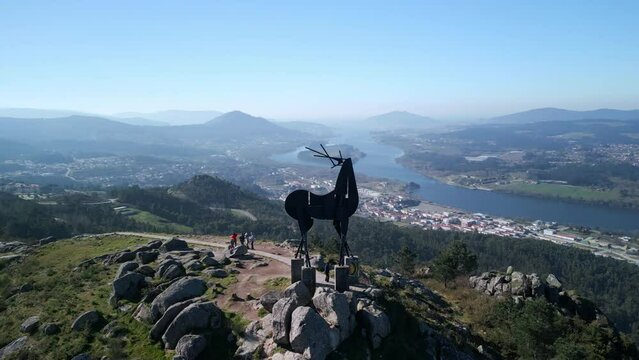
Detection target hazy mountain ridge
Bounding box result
[112,117,169,126]
[203,111,299,137]
[363,111,437,130]
[0,108,98,119]
[486,107,639,124]
[0,111,303,145]
[112,109,223,125]
[275,121,334,137]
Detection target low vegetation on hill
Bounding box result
[0,193,70,241]
[0,235,169,359]
[3,234,635,359]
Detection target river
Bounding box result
[272,131,639,234]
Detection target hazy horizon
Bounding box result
[1,1,638,120]
[4,106,639,125]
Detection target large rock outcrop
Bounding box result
[235,314,274,359]
[469,271,547,297]
[283,281,311,307]
[112,272,146,302]
[150,277,207,322]
[160,238,190,252]
[157,259,186,281]
[20,316,40,334]
[174,334,207,360]
[237,280,392,359]
[312,289,354,343]
[72,310,103,332]
[0,336,29,359]
[110,250,136,264]
[150,297,203,341]
[272,297,299,345]
[162,301,223,349]
[226,244,248,258]
[137,250,159,264]
[357,304,391,349]
[289,306,334,360]
[469,269,607,323]
[260,291,282,313]
[115,261,139,279]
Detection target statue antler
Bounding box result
[305,144,344,168]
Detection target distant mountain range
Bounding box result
[0,111,307,157]
[485,107,639,124]
[0,108,224,126]
[3,107,639,135]
[362,111,437,130]
[112,110,223,126]
[275,121,334,137]
[0,108,98,119]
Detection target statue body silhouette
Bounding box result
[285,145,359,266]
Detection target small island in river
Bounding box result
[297,144,366,164]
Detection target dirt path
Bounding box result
[112,232,364,320]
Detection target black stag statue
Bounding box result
[285,145,359,267]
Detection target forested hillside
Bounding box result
[0,193,70,241]
[111,176,291,238]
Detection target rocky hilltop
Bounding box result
[0,235,397,360]
[0,235,636,359]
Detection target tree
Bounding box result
[394,245,417,275]
[432,241,477,287]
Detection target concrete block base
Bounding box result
[291,258,303,283]
[334,265,350,292]
[345,256,360,283]
[301,267,317,295]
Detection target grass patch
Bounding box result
[264,277,289,291]
[129,209,193,233]
[422,278,497,326]
[497,182,621,202]
[550,132,594,139]
[257,307,268,318]
[0,235,169,359]
[226,311,250,335]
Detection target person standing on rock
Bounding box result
[239,232,245,247]
[248,232,255,250]
[324,260,332,282]
[230,232,238,248]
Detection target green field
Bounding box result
[129,209,193,233]
[496,182,622,202]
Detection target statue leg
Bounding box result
[337,217,350,266]
[304,233,311,267]
[295,215,313,260]
[295,231,304,259]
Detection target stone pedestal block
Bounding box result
[301,267,317,295]
[291,258,303,283]
[334,265,350,292]
[344,256,360,283]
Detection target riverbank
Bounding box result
[393,151,639,210]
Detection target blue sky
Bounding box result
[1,1,638,120]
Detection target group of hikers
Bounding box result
[229,231,255,250]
